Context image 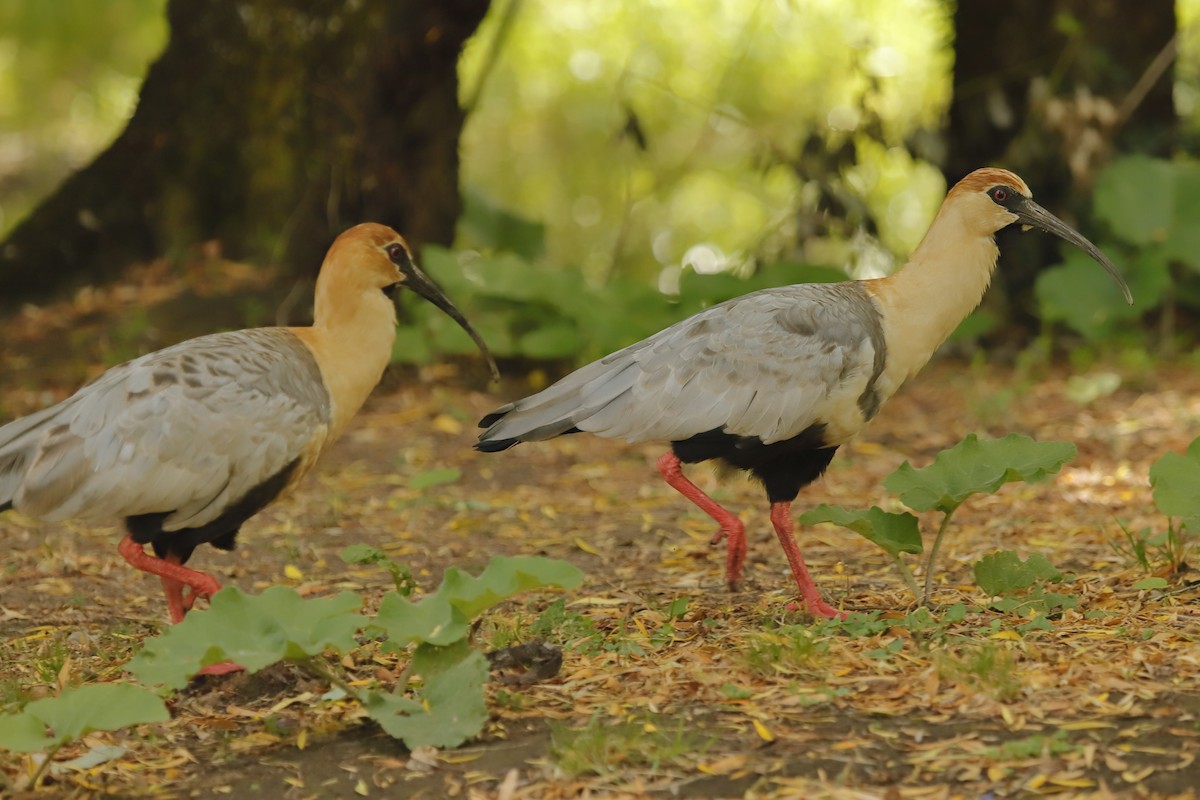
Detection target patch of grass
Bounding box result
[986,728,1078,760]
[935,642,1023,702]
[1112,520,1192,578]
[551,714,712,777]
[741,627,826,676]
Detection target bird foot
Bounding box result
[785,598,847,620]
[195,661,244,679]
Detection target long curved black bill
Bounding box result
[402,260,500,382]
[1014,197,1133,306]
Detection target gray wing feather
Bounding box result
[479,283,883,446]
[1,328,330,530]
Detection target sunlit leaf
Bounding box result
[1094,155,1174,246]
[1149,437,1200,519]
[884,434,1076,514]
[0,685,169,753]
[799,505,922,556]
[973,551,1062,596]
[363,647,488,749]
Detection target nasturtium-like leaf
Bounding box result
[363,649,489,749]
[440,556,584,620]
[884,434,1076,514]
[1131,576,1169,591]
[372,556,584,648]
[1094,155,1175,246]
[1149,437,1200,519]
[129,587,363,689]
[0,684,169,753]
[408,467,462,490]
[973,551,1063,596]
[798,505,923,556]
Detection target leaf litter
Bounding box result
[1,286,1200,797]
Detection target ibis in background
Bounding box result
[1,223,497,628]
[476,168,1132,618]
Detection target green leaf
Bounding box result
[341,543,390,566]
[372,556,584,648]
[1149,439,1200,518]
[408,467,462,490]
[1094,155,1175,246]
[0,684,169,752]
[1035,249,1159,341]
[518,324,583,360]
[973,551,1062,596]
[1131,576,1169,591]
[439,556,584,619]
[129,587,363,689]
[798,505,922,556]
[884,434,1076,514]
[363,648,489,749]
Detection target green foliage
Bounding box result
[973,551,1062,595]
[1037,154,1200,343]
[804,434,1077,607]
[408,467,463,490]
[128,588,363,689]
[460,0,952,289]
[884,434,1077,515]
[0,1,168,237]
[1119,435,1200,577]
[798,505,922,558]
[340,544,416,596]
[372,556,583,648]
[973,551,1077,629]
[125,556,582,750]
[986,729,1078,760]
[551,714,713,777]
[400,244,846,365]
[362,642,489,749]
[1148,437,1200,518]
[0,684,168,753]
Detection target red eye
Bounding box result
[991,187,1007,202]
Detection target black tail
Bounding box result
[474,437,520,453]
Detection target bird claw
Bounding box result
[194,661,244,678]
[784,599,847,620]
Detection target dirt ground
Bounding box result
[1,274,1199,798]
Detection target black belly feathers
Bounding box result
[126,457,302,564]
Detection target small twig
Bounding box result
[1115,34,1178,129]
[462,0,523,114]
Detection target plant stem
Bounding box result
[892,555,921,604]
[28,742,62,790]
[300,657,360,702]
[922,509,957,606]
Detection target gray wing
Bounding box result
[478,282,885,448]
[0,328,331,530]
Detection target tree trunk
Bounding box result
[0,0,490,305]
[947,0,1175,327]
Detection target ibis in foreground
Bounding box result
[476,168,1131,618]
[1,223,497,628]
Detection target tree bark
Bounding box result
[0,0,490,305]
[947,0,1175,326]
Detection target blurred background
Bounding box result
[0,0,1194,369]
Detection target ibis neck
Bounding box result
[868,203,999,389]
[297,282,397,443]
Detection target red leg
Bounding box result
[768,502,846,619]
[118,535,242,676]
[657,452,747,590]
